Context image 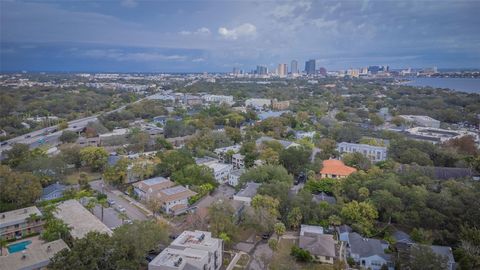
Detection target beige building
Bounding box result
[55,199,112,239]
[133,177,176,201]
[0,206,44,241]
[155,186,196,215]
[149,230,223,270]
[271,99,290,110]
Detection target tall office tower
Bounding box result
[256,65,268,75]
[305,59,316,75]
[290,60,298,74]
[232,67,240,75]
[277,64,287,77]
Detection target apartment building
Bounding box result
[231,153,245,169]
[149,230,223,270]
[196,157,233,184]
[337,142,388,162]
[133,177,176,201]
[399,115,440,128]
[155,186,196,215]
[271,99,290,110]
[0,206,44,240]
[213,144,241,163]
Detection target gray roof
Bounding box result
[256,136,298,149]
[392,230,414,244]
[312,192,337,205]
[429,245,455,263]
[107,155,122,167]
[299,234,336,258]
[236,182,260,198]
[42,183,67,197]
[337,225,352,234]
[348,232,391,261]
[0,206,43,229]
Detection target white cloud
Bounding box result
[218,23,256,40]
[179,27,211,36]
[121,0,137,8]
[192,58,205,62]
[82,49,187,62]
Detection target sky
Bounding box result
[1,0,480,72]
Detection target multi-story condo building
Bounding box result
[337,142,388,162]
[245,98,271,109]
[149,230,223,270]
[155,186,196,215]
[231,153,245,169]
[202,95,234,105]
[0,206,44,240]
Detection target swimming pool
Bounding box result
[7,240,32,254]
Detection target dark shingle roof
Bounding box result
[42,183,67,197]
[349,232,391,261]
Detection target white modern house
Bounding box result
[149,230,223,270]
[337,142,388,162]
[196,157,233,184]
[228,169,244,187]
[245,98,271,109]
[202,94,234,105]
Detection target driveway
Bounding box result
[90,180,148,221]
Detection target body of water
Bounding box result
[7,240,32,254]
[403,77,480,94]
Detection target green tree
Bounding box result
[287,207,302,230]
[274,222,286,240]
[225,126,242,143]
[291,246,312,262]
[399,245,449,270]
[239,164,292,186]
[251,195,280,233]
[103,158,129,186]
[156,150,194,177]
[208,200,236,242]
[59,130,79,143]
[342,152,372,170]
[154,137,173,150]
[79,146,109,172]
[171,164,216,187]
[341,200,378,236]
[279,146,312,176]
[268,238,278,251]
[0,165,42,211]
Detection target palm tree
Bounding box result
[85,198,97,214]
[97,198,108,222]
[0,239,7,256]
[26,213,41,224]
[117,212,128,223]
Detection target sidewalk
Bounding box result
[112,190,153,217]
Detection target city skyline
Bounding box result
[1,0,480,72]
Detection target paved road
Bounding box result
[90,180,148,222]
[0,92,154,155]
[92,205,123,230]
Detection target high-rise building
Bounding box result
[277,64,287,77]
[305,59,316,75]
[290,60,298,74]
[318,67,327,76]
[256,65,268,75]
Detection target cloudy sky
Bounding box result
[1,0,479,72]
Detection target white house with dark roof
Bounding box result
[347,232,394,270]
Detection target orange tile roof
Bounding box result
[320,159,357,177]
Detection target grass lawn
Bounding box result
[235,226,257,243]
[236,253,250,267]
[65,170,102,185]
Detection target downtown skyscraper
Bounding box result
[305,59,316,75]
[290,60,298,74]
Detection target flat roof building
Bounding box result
[233,182,260,205]
[55,199,112,239]
[0,239,68,270]
[149,230,223,270]
[337,142,387,162]
[399,115,440,128]
[0,206,43,241]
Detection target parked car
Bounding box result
[116,205,126,212]
[107,199,116,206]
[124,219,133,225]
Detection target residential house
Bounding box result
[319,159,357,179]
[392,230,414,244]
[0,207,44,240]
[0,239,68,270]
[336,225,352,242]
[40,183,67,201]
[55,199,112,239]
[399,115,440,128]
[184,95,203,106]
[299,225,336,264]
[245,98,271,109]
[271,99,290,110]
[295,131,316,140]
[202,95,234,105]
[233,182,260,206]
[231,153,245,169]
[337,142,387,162]
[133,177,176,201]
[228,169,245,187]
[312,192,337,205]
[149,230,223,270]
[258,111,288,121]
[155,186,196,215]
[75,136,100,147]
[347,232,394,270]
[196,157,233,184]
[213,144,241,163]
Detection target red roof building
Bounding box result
[320,159,357,179]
